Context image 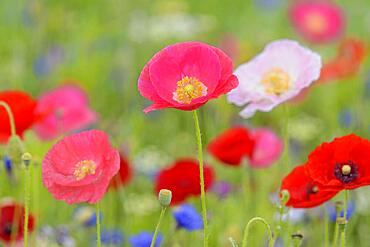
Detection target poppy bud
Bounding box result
[291,232,303,247]
[158,189,172,207]
[280,189,290,205]
[335,201,343,216]
[337,217,347,232]
[6,135,24,165]
[22,152,32,167]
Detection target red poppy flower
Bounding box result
[109,153,133,190]
[155,158,214,205]
[0,91,37,143]
[319,39,366,84]
[0,201,35,243]
[306,134,370,190]
[281,164,338,208]
[207,127,255,166]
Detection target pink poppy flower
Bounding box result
[42,130,120,204]
[289,0,345,44]
[249,128,283,168]
[227,39,321,118]
[34,85,97,140]
[138,41,238,113]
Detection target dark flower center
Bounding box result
[334,161,358,184]
[2,223,13,236]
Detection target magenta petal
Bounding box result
[180,45,221,94]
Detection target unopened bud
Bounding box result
[335,201,343,215]
[158,189,172,207]
[291,232,303,247]
[337,217,347,232]
[280,189,290,205]
[22,153,32,167]
[6,135,24,165]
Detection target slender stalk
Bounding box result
[341,190,349,247]
[281,104,290,174]
[0,101,16,136]
[150,207,167,247]
[242,217,274,247]
[332,211,340,247]
[96,202,102,247]
[324,207,329,247]
[192,110,208,247]
[23,166,30,247]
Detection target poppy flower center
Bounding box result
[73,160,97,181]
[261,68,291,95]
[305,12,328,33]
[173,76,207,104]
[2,223,13,236]
[334,161,358,184]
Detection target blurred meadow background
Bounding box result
[1,0,370,246]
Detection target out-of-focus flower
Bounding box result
[0,200,35,243]
[289,114,323,142]
[124,194,159,216]
[306,134,370,191]
[133,146,171,179]
[327,201,355,221]
[42,130,120,204]
[96,229,124,246]
[338,109,354,128]
[33,46,64,77]
[228,40,321,118]
[73,206,98,227]
[138,42,238,113]
[38,225,76,247]
[0,91,37,143]
[254,0,283,10]
[173,204,203,231]
[249,128,283,168]
[281,164,338,208]
[155,158,214,205]
[128,11,215,42]
[319,39,366,83]
[2,156,13,178]
[208,126,282,168]
[207,127,254,166]
[218,33,240,63]
[34,85,97,140]
[109,153,133,190]
[211,181,232,199]
[129,232,162,247]
[289,0,345,44]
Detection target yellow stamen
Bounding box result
[73,160,97,181]
[261,68,291,95]
[341,165,351,175]
[173,76,207,104]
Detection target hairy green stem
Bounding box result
[324,207,329,247]
[23,166,30,247]
[332,211,340,247]
[242,217,274,247]
[192,110,209,247]
[341,190,349,247]
[150,207,167,247]
[96,202,101,247]
[0,101,16,136]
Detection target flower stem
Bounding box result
[192,110,209,247]
[324,207,329,247]
[242,217,274,247]
[96,202,102,247]
[23,165,30,247]
[0,101,16,136]
[150,206,167,247]
[341,190,349,247]
[332,211,340,247]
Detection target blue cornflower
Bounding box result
[99,229,124,246]
[254,0,282,10]
[338,109,353,128]
[3,156,12,176]
[73,206,101,227]
[129,232,162,247]
[173,204,203,231]
[328,201,355,222]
